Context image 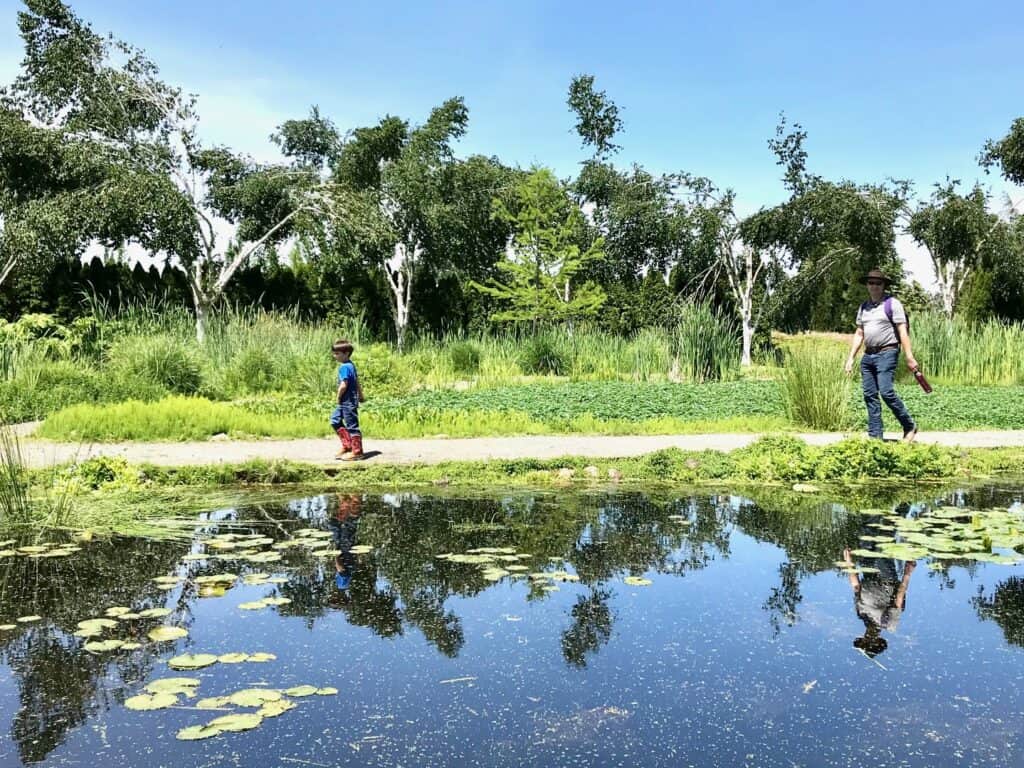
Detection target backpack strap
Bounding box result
[883,295,909,333]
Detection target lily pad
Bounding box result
[195,574,237,585]
[207,713,264,732]
[105,607,132,617]
[84,639,125,652]
[148,626,188,642]
[176,725,223,740]
[78,618,117,631]
[16,615,42,623]
[125,692,178,711]
[247,652,277,663]
[258,699,297,717]
[0,624,17,631]
[218,653,250,664]
[238,601,268,610]
[623,576,653,586]
[196,696,231,710]
[262,597,292,606]
[120,642,143,650]
[349,545,373,554]
[284,685,319,697]
[117,613,143,621]
[316,687,339,695]
[229,688,282,707]
[168,653,219,670]
[145,677,200,696]
[136,608,171,619]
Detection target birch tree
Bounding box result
[683,178,779,366]
[6,0,324,341]
[908,182,1002,317]
[331,100,474,349]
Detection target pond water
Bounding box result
[2,483,1024,767]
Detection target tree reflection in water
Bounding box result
[0,484,1016,763]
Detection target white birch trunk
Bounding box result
[0,254,17,289]
[385,240,420,351]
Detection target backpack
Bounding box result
[860,295,908,334]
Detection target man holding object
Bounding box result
[844,269,918,442]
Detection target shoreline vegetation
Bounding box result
[5,309,1024,443]
[6,425,1024,535]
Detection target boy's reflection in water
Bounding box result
[843,507,916,658]
[328,494,362,602]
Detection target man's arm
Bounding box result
[845,328,864,374]
[897,324,918,372]
[895,560,915,610]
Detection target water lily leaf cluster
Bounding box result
[437,547,539,584]
[841,506,1024,572]
[0,540,84,559]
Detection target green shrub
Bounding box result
[108,335,203,396]
[357,343,413,397]
[224,346,280,394]
[449,341,482,375]
[781,345,852,430]
[733,435,817,482]
[65,456,139,490]
[520,335,566,375]
[0,359,106,422]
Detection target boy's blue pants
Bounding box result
[330,404,361,437]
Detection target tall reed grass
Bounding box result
[0,426,74,531]
[909,312,1024,386]
[671,302,741,383]
[781,346,853,430]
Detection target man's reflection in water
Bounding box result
[844,507,916,658]
[328,494,362,602]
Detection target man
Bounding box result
[844,269,918,441]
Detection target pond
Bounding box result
[1,483,1024,767]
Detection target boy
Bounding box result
[330,339,364,461]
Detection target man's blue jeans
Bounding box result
[860,349,915,438]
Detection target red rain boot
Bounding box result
[342,434,363,461]
[335,428,352,460]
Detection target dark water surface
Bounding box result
[2,484,1024,767]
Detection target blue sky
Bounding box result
[2,0,1022,285]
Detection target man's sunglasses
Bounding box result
[866,280,885,286]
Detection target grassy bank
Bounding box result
[42,436,1024,490]
[5,307,1024,429]
[34,381,1024,442]
[8,434,1024,534]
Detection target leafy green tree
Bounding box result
[328,99,507,347]
[742,116,908,332]
[472,168,606,329]
[908,181,1003,317]
[5,0,329,341]
[981,117,1024,186]
[679,175,780,365]
[566,74,623,160]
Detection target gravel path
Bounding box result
[16,429,1024,469]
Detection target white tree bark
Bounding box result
[719,235,766,367]
[0,253,17,289]
[385,240,421,351]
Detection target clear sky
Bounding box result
[2,0,1022,286]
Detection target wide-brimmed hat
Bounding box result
[860,269,892,285]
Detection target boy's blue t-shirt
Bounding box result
[337,362,359,406]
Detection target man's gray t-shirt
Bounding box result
[856,296,906,348]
